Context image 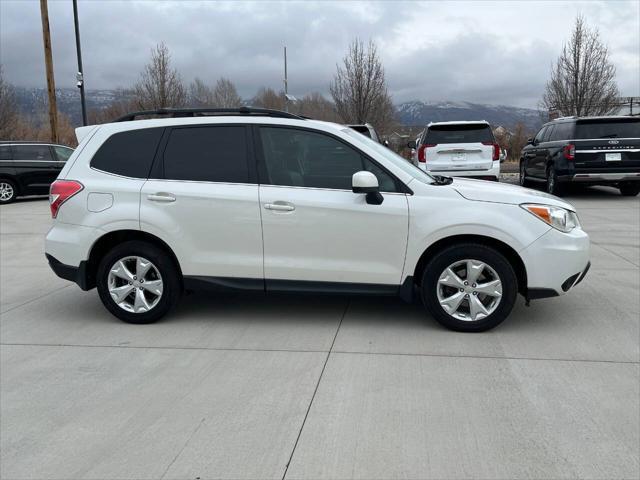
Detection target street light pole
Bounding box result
[72,0,87,126]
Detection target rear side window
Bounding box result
[14,145,53,161]
[163,126,249,183]
[54,146,73,162]
[534,126,547,143]
[425,124,494,144]
[551,122,573,141]
[0,146,11,160]
[92,128,163,178]
[574,119,640,139]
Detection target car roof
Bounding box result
[0,141,72,147]
[427,120,490,127]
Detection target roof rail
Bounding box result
[114,106,304,122]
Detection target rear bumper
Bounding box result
[46,254,90,290]
[569,172,640,183]
[423,161,500,180]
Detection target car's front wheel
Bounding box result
[619,183,640,197]
[421,244,518,332]
[96,241,181,324]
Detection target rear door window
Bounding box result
[543,125,556,142]
[574,119,640,139]
[534,126,547,144]
[91,128,164,178]
[163,126,250,183]
[425,124,494,144]
[13,145,53,161]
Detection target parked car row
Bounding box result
[0,141,74,203]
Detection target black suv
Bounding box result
[0,142,74,204]
[520,116,640,196]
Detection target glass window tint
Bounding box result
[54,146,73,162]
[534,126,547,143]
[92,128,163,178]
[163,126,249,183]
[260,127,397,192]
[552,122,573,140]
[0,146,12,160]
[425,124,494,144]
[542,124,555,142]
[13,145,53,161]
[575,119,640,139]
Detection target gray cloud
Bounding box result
[1,0,638,108]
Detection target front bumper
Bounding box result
[520,226,590,298]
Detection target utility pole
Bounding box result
[73,0,87,126]
[283,46,288,112]
[39,0,58,142]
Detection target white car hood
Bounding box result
[452,178,576,211]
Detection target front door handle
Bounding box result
[147,193,176,203]
[264,202,295,212]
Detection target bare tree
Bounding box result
[0,65,20,139]
[330,38,396,133]
[89,90,138,124]
[542,15,619,116]
[188,78,214,107]
[252,87,285,110]
[134,42,186,110]
[295,92,340,121]
[212,78,242,108]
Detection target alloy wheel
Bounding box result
[0,182,14,202]
[436,259,503,322]
[107,256,163,313]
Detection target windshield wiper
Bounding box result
[431,175,453,185]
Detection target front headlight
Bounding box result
[521,204,580,233]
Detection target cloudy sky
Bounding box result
[1,0,638,108]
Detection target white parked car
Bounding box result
[409,120,501,181]
[45,108,590,332]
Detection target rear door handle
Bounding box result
[264,202,295,212]
[147,193,176,203]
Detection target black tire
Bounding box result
[519,161,532,188]
[546,165,565,196]
[0,178,18,204]
[96,240,181,324]
[421,243,518,332]
[619,183,640,197]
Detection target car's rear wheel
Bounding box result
[519,161,532,187]
[421,244,518,332]
[0,179,17,204]
[546,165,565,196]
[96,241,181,324]
[619,183,640,197]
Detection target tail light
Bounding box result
[563,143,575,161]
[482,142,500,161]
[49,180,83,218]
[418,143,436,163]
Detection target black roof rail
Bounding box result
[114,106,304,122]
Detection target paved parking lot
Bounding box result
[1,189,638,479]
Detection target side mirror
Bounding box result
[352,171,383,205]
[407,140,417,149]
[383,140,390,148]
[526,137,534,145]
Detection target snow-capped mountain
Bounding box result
[397,100,544,130]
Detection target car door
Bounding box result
[12,144,57,195]
[140,124,263,282]
[256,125,409,289]
[528,126,548,178]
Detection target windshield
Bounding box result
[574,119,640,139]
[343,128,434,182]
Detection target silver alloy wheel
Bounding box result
[437,259,502,322]
[0,182,14,202]
[107,256,163,313]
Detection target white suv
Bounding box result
[45,108,590,332]
[410,120,501,181]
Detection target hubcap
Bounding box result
[0,182,14,202]
[107,256,163,313]
[437,259,502,322]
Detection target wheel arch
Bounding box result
[412,234,528,295]
[84,229,182,290]
[0,175,20,195]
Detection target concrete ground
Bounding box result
[1,188,638,480]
